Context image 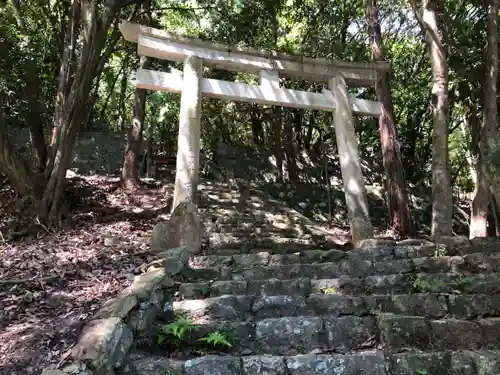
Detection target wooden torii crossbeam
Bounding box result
[119,21,390,246]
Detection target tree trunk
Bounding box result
[283,111,298,181]
[0,98,39,197]
[365,0,414,238]
[465,96,489,238]
[411,0,453,240]
[122,54,150,190]
[29,111,48,174]
[39,0,122,226]
[481,0,500,215]
[9,0,48,174]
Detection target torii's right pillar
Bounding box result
[329,76,373,246]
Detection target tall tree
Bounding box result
[479,0,500,233]
[0,0,126,226]
[411,0,453,239]
[365,0,414,238]
[122,0,151,190]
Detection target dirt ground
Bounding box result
[0,175,172,375]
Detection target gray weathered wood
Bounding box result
[172,56,203,211]
[329,76,373,245]
[120,22,389,86]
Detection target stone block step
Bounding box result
[187,252,500,281]
[201,247,346,256]
[149,314,500,356]
[195,246,500,272]
[169,293,500,322]
[211,225,301,237]
[208,235,325,250]
[189,249,347,269]
[179,272,500,298]
[127,349,500,375]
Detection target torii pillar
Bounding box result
[330,76,374,245]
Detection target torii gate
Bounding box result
[119,22,389,246]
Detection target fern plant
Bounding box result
[157,316,199,347]
[199,331,233,348]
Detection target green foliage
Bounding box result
[411,275,474,294]
[1,0,499,237]
[157,316,199,347]
[416,369,428,375]
[157,316,233,350]
[198,331,233,348]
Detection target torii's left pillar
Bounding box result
[172,56,203,211]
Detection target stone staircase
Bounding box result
[196,181,348,251]
[125,238,500,375]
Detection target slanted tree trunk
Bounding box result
[365,0,414,238]
[1,0,124,227]
[39,0,123,225]
[411,0,453,240]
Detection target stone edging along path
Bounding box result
[41,246,190,375]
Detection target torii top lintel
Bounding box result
[119,22,390,87]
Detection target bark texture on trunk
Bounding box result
[412,0,453,240]
[0,97,38,197]
[122,71,148,189]
[122,0,151,189]
[284,111,297,181]
[467,98,490,238]
[481,0,500,215]
[39,0,122,226]
[365,0,414,238]
[10,0,48,174]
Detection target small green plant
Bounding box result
[434,244,448,257]
[198,330,233,348]
[157,316,199,347]
[412,275,475,294]
[416,369,428,375]
[412,277,449,293]
[321,286,338,294]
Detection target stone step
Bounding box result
[189,249,347,269]
[201,247,349,256]
[208,235,326,250]
[211,225,302,237]
[169,293,500,322]
[192,248,500,270]
[149,314,500,356]
[179,272,500,297]
[195,246,500,272]
[186,252,500,282]
[127,349,500,375]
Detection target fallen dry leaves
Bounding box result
[0,175,172,375]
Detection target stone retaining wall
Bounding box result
[9,128,338,181]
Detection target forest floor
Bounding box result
[0,174,358,375]
[0,175,174,375]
